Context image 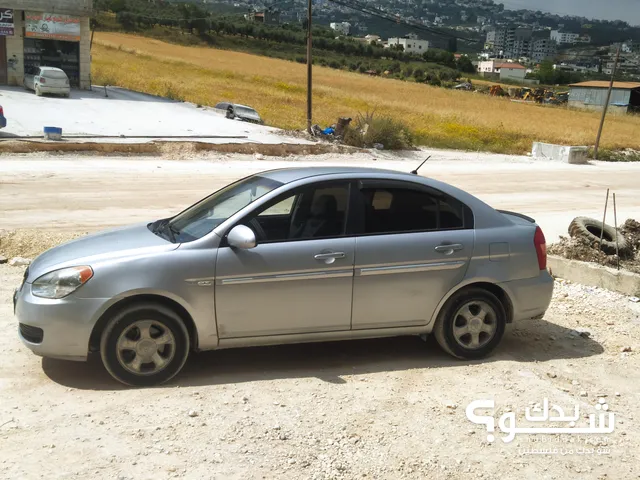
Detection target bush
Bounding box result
[343,111,414,150]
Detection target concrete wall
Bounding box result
[1,1,91,16]
[5,9,24,86]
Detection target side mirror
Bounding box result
[227,225,257,250]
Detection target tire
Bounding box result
[568,216,630,257]
[35,86,42,97]
[100,303,190,387]
[433,288,506,360]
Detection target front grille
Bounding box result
[19,323,43,344]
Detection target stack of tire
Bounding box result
[568,217,632,258]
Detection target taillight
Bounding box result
[40,77,46,84]
[0,106,3,116]
[534,226,547,270]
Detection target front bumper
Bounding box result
[14,282,107,361]
[499,270,554,322]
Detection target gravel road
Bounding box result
[1,266,640,479]
[1,150,640,479]
[2,149,640,242]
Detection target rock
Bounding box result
[0,255,7,264]
[621,346,632,353]
[606,320,615,326]
[571,380,580,386]
[188,410,198,417]
[445,403,457,409]
[580,391,588,397]
[615,392,621,397]
[8,257,32,266]
[569,329,591,338]
[549,335,556,341]
[547,372,557,379]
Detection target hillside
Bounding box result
[92,32,640,154]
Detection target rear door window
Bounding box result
[358,182,469,235]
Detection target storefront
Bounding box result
[24,12,82,86]
[1,1,92,89]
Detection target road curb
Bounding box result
[0,140,362,156]
[548,255,640,296]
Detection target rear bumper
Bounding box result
[499,270,554,321]
[0,115,6,128]
[38,85,70,95]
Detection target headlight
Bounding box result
[32,266,93,299]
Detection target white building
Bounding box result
[386,37,430,54]
[550,30,580,45]
[478,60,527,82]
[329,22,351,35]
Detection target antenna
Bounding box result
[410,156,431,175]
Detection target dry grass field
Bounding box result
[92,32,640,153]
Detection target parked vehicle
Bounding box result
[14,167,553,386]
[0,105,6,129]
[215,102,263,124]
[24,66,70,98]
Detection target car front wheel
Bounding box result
[100,303,190,387]
[433,288,506,360]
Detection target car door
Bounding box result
[214,180,356,338]
[351,179,475,330]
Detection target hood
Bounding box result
[26,223,178,282]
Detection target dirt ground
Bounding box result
[2,149,640,245]
[1,150,640,479]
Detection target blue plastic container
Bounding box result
[44,126,62,141]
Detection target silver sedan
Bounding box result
[15,167,553,386]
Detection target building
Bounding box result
[568,81,640,114]
[530,34,557,62]
[245,9,280,26]
[550,30,580,45]
[329,22,351,36]
[478,60,527,82]
[485,26,531,58]
[386,37,429,54]
[0,1,91,89]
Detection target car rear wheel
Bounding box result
[433,288,506,360]
[35,86,42,97]
[100,303,190,387]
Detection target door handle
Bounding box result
[435,244,464,254]
[314,252,346,260]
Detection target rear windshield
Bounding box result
[41,70,67,79]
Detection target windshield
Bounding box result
[235,106,259,117]
[164,175,282,242]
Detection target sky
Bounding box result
[501,0,640,26]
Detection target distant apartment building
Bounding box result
[485,26,531,58]
[386,37,430,54]
[329,22,351,35]
[550,30,580,45]
[530,34,557,62]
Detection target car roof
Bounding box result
[39,66,65,72]
[260,166,416,183]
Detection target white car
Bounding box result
[24,67,70,98]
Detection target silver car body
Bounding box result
[15,167,553,362]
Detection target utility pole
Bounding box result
[306,0,313,135]
[593,45,621,160]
